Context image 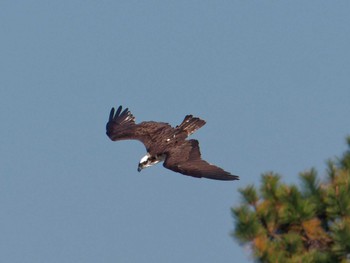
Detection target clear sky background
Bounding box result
[1,1,349,262]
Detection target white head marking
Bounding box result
[140,153,151,163]
[138,153,166,172]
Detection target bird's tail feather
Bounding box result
[178,115,206,136]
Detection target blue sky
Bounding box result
[1,1,349,262]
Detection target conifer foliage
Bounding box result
[232,137,350,262]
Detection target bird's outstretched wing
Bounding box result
[106,105,172,151]
[176,115,206,136]
[106,106,137,141]
[163,139,239,181]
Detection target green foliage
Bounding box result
[339,136,350,169]
[239,185,258,206]
[232,137,350,262]
[331,218,350,259]
[232,206,261,242]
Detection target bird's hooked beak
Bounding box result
[138,153,150,172]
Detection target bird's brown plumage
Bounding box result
[106,105,239,181]
[163,140,238,180]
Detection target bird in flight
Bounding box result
[106,105,239,181]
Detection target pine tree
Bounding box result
[232,137,350,263]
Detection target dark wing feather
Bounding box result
[106,106,137,141]
[176,115,206,136]
[163,140,239,181]
[106,105,173,151]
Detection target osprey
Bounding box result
[106,105,239,181]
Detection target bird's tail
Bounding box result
[177,115,206,136]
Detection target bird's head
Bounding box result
[137,153,165,172]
